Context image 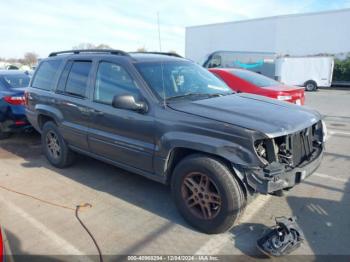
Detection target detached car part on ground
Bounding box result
[0,70,31,139]
[25,50,325,234]
[257,216,304,256]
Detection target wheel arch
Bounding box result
[35,105,63,131]
[164,146,249,201]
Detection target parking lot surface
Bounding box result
[0,89,349,260]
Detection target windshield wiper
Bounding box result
[166,93,208,101]
[207,92,234,97]
[166,92,235,100]
[167,92,234,102]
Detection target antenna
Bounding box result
[157,11,166,108]
[157,12,162,52]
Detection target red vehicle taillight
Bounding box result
[4,96,25,105]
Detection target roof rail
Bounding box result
[48,49,129,57]
[132,52,183,58]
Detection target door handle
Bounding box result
[90,109,104,116]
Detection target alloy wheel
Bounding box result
[181,172,222,220]
[46,131,61,159]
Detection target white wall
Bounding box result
[186,9,350,63]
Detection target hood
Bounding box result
[168,93,321,137]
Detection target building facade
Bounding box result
[186,9,350,63]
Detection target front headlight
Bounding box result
[321,120,328,142]
[277,95,292,101]
[254,139,269,165]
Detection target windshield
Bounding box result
[3,74,30,88]
[232,70,280,87]
[136,62,232,101]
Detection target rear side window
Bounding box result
[65,61,92,98]
[32,60,62,90]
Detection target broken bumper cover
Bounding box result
[245,150,323,194]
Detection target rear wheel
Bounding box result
[305,80,317,91]
[171,154,246,234]
[42,121,76,168]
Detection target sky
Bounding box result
[0,0,350,58]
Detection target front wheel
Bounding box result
[171,154,246,234]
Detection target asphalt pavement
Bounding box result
[0,88,349,261]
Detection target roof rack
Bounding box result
[48,49,129,57]
[132,52,183,58]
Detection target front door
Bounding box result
[87,60,155,173]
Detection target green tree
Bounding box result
[333,56,350,81]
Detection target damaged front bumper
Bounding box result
[243,149,323,194]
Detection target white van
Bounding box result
[202,51,334,91]
[275,56,334,91]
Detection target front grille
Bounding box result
[290,122,323,167]
[255,121,323,168]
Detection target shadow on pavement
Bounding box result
[230,223,270,258]
[286,179,350,256]
[3,228,63,262]
[0,132,189,231]
[0,131,41,159]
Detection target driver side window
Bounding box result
[94,62,138,105]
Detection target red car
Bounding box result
[0,226,11,262]
[0,227,3,262]
[209,68,305,105]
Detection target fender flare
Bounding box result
[35,104,63,128]
[158,131,260,170]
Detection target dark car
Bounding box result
[0,70,31,139]
[25,50,326,234]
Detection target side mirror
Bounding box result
[112,94,148,113]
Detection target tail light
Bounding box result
[4,96,25,105]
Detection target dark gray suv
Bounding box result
[25,50,325,234]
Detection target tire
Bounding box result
[171,154,246,234]
[304,80,317,91]
[42,121,76,168]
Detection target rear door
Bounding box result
[55,59,94,151]
[87,58,155,172]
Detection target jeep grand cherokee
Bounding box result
[25,50,325,234]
